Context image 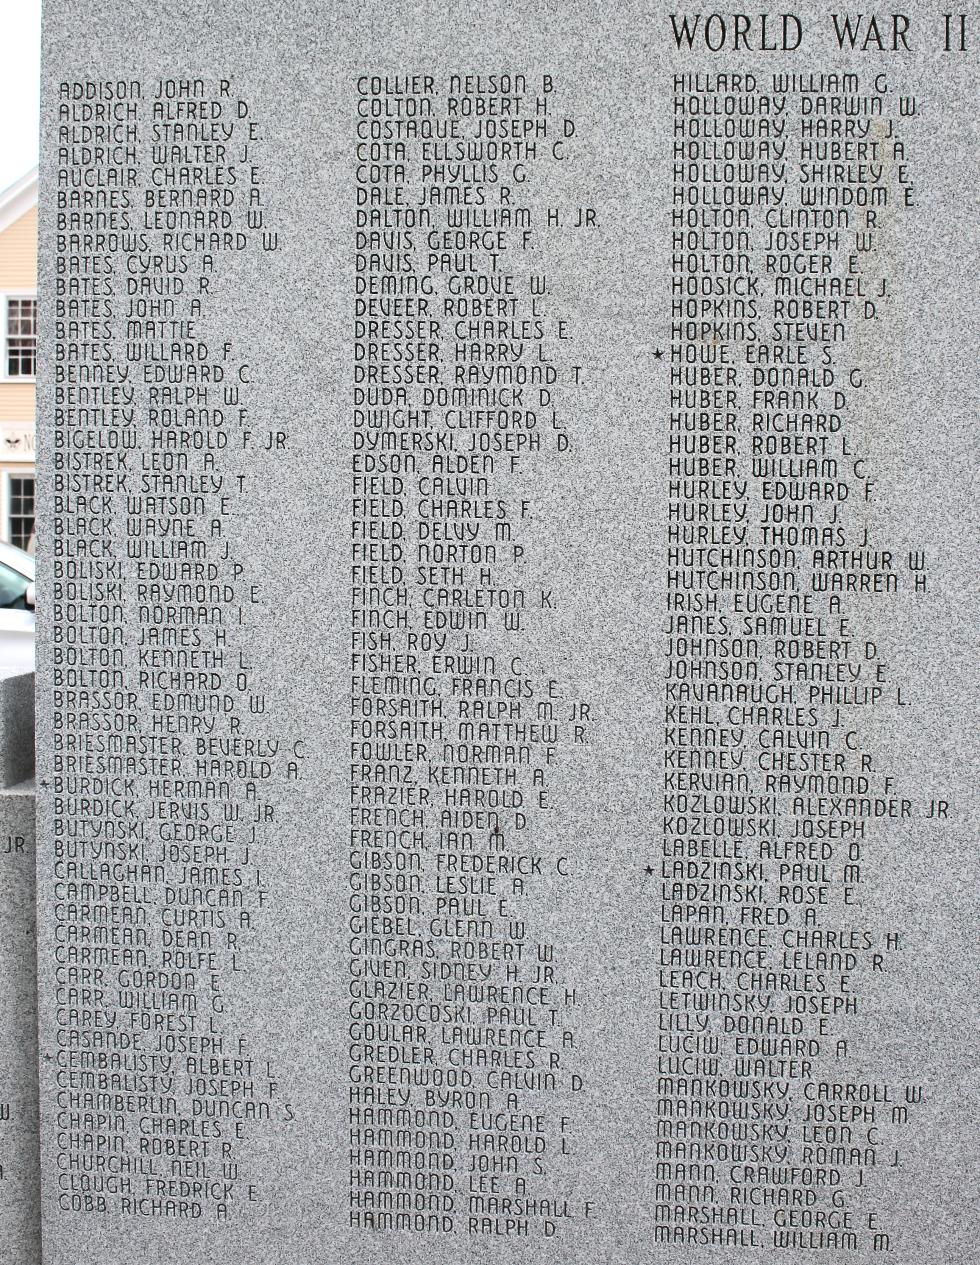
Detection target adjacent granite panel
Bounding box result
[0,675,36,790]
[36,3,977,1264]
[0,783,40,1265]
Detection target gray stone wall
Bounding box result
[0,671,38,1264]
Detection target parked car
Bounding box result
[0,541,35,675]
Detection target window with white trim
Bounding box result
[7,473,34,551]
[6,297,37,378]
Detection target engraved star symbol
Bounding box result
[644,865,655,876]
[653,348,664,360]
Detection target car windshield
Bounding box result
[0,541,35,581]
[0,562,30,609]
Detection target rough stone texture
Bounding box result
[0,782,40,1265]
[0,675,36,791]
[35,3,978,1264]
[0,673,39,1264]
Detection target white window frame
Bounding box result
[1,467,36,551]
[1,291,38,383]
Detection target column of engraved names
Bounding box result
[349,72,597,1242]
[50,75,286,1227]
[656,67,931,1252]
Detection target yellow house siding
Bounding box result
[0,382,35,423]
[0,199,38,451]
[0,189,37,546]
[0,206,38,289]
[0,203,38,420]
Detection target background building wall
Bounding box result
[0,190,37,550]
